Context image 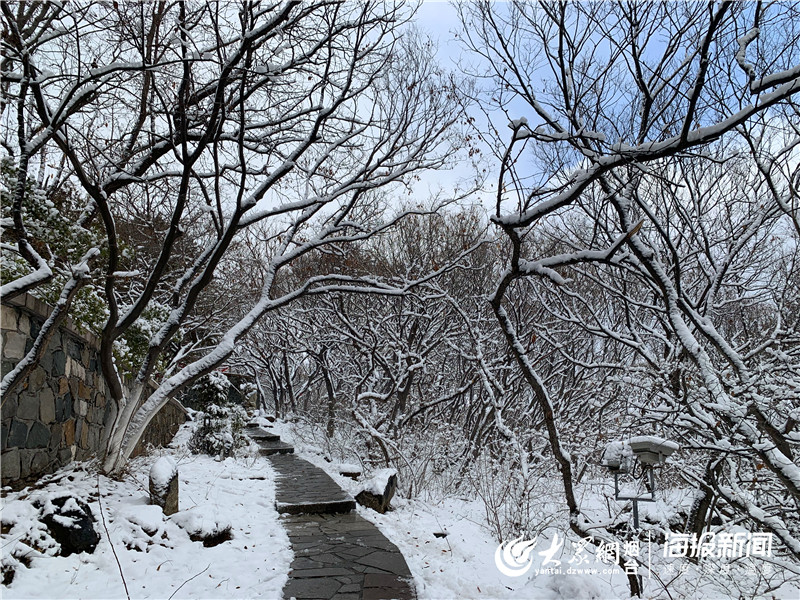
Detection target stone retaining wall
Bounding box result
[1,294,185,487]
[131,396,188,458]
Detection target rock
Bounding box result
[149,456,179,516]
[17,394,40,420]
[337,463,362,480]
[17,313,29,335]
[63,418,76,445]
[1,448,20,480]
[3,332,26,360]
[355,468,397,514]
[1,394,17,421]
[30,450,51,473]
[1,305,16,330]
[40,388,56,422]
[8,419,28,447]
[25,422,51,448]
[170,506,232,547]
[56,393,73,422]
[52,350,66,376]
[27,367,46,391]
[66,339,83,360]
[40,495,100,556]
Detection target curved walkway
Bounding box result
[247,425,415,600]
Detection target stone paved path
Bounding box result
[247,426,415,600]
[269,454,356,515]
[280,513,414,600]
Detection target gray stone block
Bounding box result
[8,419,29,447]
[3,332,27,359]
[19,449,34,478]
[18,313,29,335]
[76,399,88,417]
[49,423,62,449]
[56,393,73,422]
[57,448,72,465]
[1,395,18,421]
[26,421,51,448]
[52,350,66,376]
[2,448,20,480]
[18,394,40,420]
[0,305,16,331]
[75,419,83,443]
[88,425,100,451]
[30,449,51,473]
[28,367,46,391]
[1,422,7,448]
[40,348,53,373]
[66,338,83,361]
[40,388,56,423]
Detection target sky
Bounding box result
[414,1,466,68]
[405,2,501,211]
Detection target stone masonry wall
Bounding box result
[131,396,187,458]
[1,294,185,487]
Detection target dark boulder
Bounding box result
[41,495,99,556]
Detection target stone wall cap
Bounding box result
[3,292,100,349]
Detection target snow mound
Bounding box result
[361,468,397,495]
[170,505,231,540]
[149,456,178,494]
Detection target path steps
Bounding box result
[269,454,356,515]
[245,426,415,600]
[246,425,294,455]
[259,441,296,456]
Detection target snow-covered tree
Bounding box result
[1,1,469,474]
[459,1,800,595]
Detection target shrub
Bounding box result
[188,404,249,458]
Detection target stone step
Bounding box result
[248,429,281,443]
[268,454,356,517]
[258,441,295,456]
[276,498,357,516]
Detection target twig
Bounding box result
[97,473,130,600]
[168,563,210,600]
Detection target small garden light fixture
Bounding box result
[601,435,679,530]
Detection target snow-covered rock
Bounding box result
[356,468,397,514]
[170,505,232,547]
[39,495,99,557]
[149,456,179,515]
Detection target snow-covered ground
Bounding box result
[1,425,291,599]
[3,417,799,600]
[274,419,800,600]
[273,420,627,600]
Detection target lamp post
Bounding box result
[602,436,679,530]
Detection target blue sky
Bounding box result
[406,2,501,210]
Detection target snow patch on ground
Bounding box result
[1,423,291,599]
